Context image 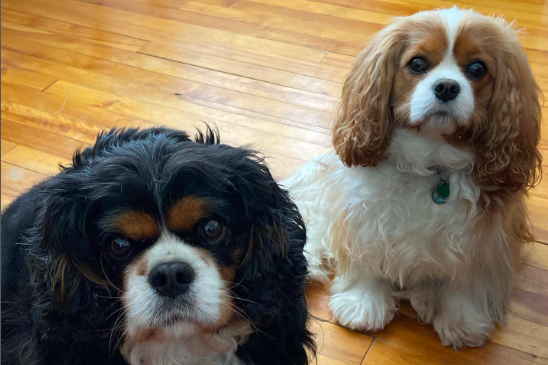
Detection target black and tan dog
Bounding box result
[1,127,314,365]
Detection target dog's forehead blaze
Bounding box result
[111,211,159,241]
[167,196,210,232]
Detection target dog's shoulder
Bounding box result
[1,183,44,296]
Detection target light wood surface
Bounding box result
[1,0,547,363]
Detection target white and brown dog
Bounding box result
[283,7,542,348]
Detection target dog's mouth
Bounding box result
[152,299,199,325]
[146,298,227,333]
[427,109,453,120]
[409,110,454,129]
[156,312,191,327]
[425,109,460,128]
[407,108,462,135]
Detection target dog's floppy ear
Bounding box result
[223,150,314,365]
[333,18,409,167]
[236,191,314,365]
[34,172,110,308]
[472,19,542,202]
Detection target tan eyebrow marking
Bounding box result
[167,196,210,232]
[110,211,159,241]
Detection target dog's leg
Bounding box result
[407,284,437,325]
[329,272,397,332]
[404,278,447,325]
[432,217,514,349]
[303,244,330,283]
[432,280,498,349]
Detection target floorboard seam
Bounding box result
[41,79,58,92]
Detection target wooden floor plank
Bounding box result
[510,289,548,328]
[312,278,548,362]
[0,21,342,101]
[1,140,17,156]
[1,161,46,193]
[238,0,343,16]
[361,315,548,365]
[310,320,374,365]
[529,196,548,244]
[74,0,366,54]
[180,0,383,39]
[2,145,69,176]
[314,0,548,30]
[41,81,330,161]
[515,265,548,298]
[1,0,333,61]
[1,67,58,91]
[490,314,548,359]
[1,9,149,52]
[2,79,330,149]
[0,118,90,158]
[0,40,334,128]
[1,83,316,180]
[140,40,348,83]
[139,42,344,96]
[526,241,548,271]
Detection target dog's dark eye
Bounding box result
[466,61,487,79]
[408,57,430,74]
[199,220,224,243]
[110,238,132,258]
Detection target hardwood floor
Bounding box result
[1,0,547,363]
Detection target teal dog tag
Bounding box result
[432,181,450,204]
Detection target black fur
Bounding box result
[1,126,315,365]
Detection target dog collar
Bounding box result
[431,166,450,204]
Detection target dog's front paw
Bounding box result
[411,297,435,324]
[329,279,396,332]
[433,304,494,349]
[407,287,436,324]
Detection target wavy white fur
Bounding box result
[283,128,513,348]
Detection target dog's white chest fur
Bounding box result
[283,128,515,347]
[335,157,479,284]
[121,323,250,365]
[283,128,483,285]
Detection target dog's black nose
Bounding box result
[149,262,195,299]
[433,79,460,102]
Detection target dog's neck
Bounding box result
[386,128,475,177]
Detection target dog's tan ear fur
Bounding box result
[51,254,113,306]
[472,18,542,205]
[333,19,409,167]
